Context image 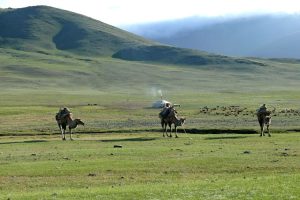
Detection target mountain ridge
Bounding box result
[125,14,300,59]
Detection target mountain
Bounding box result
[1,6,300,98]
[0,6,154,56]
[0,6,266,66]
[124,14,300,59]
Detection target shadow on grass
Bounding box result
[0,133,51,137]
[81,128,257,135]
[186,128,257,134]
[0,128,259,138]
[287,129,300,132]
[80,128,162,134]
[0,140,48,145]
[204,136,249,140]
[101,137,157,142]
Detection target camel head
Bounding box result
[180,117,186,125]
[173,107,178,112]
[75,119,85,126]
[175,117,186,126]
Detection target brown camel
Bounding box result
[55,112,84,140]
[159,107,186,138]
[161,115,186,138]
[257,111,272,137]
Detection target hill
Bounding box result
[1,6,300,102]
[125,14,300,59]
[0,6,154,56]
[0,6,269,66]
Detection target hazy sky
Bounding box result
[1,0,300,25]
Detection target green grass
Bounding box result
[1,48,300,95]
[0,132,299,199]
[1,27,300,198]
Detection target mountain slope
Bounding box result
[2,47,300,96]
[112,45,265,66]
[125,14,300,58]
[0,6,270,66]
[1,7,300,101]
[0,6,155,56]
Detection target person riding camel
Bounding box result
[159,103,173,119]
[256,104,272,116]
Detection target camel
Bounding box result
[161,116,186,138]
[257,111,272,137]
[55,112,84,140]
[159,107,186,138]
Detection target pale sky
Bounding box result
[1,0,300,26]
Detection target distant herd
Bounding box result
[55,104,275,140]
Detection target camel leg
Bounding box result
[259,123,263,137]
[165,124,170,137]
[164,124,169,137]
[62,127,66,140]
[267,125,271,137]
[69,128,73,140]
[61,133,65,140]
[58,124,65,140]
[168,123,172,137]
[165,127,169,137]
[161,119,169,137]
[175,126,179,138]
[261,125,265,136]
[163,124,168,137]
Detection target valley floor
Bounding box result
[0,132,299,200]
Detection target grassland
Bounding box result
[1,47,300,199]
[1,48,300,135]
[1,6,300,199]
[0,132,299,200]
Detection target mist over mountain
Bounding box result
[124,14,300,58]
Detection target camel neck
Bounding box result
[66,115,73,123]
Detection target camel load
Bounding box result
[55,107,84,140]
[56,107,72,121]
